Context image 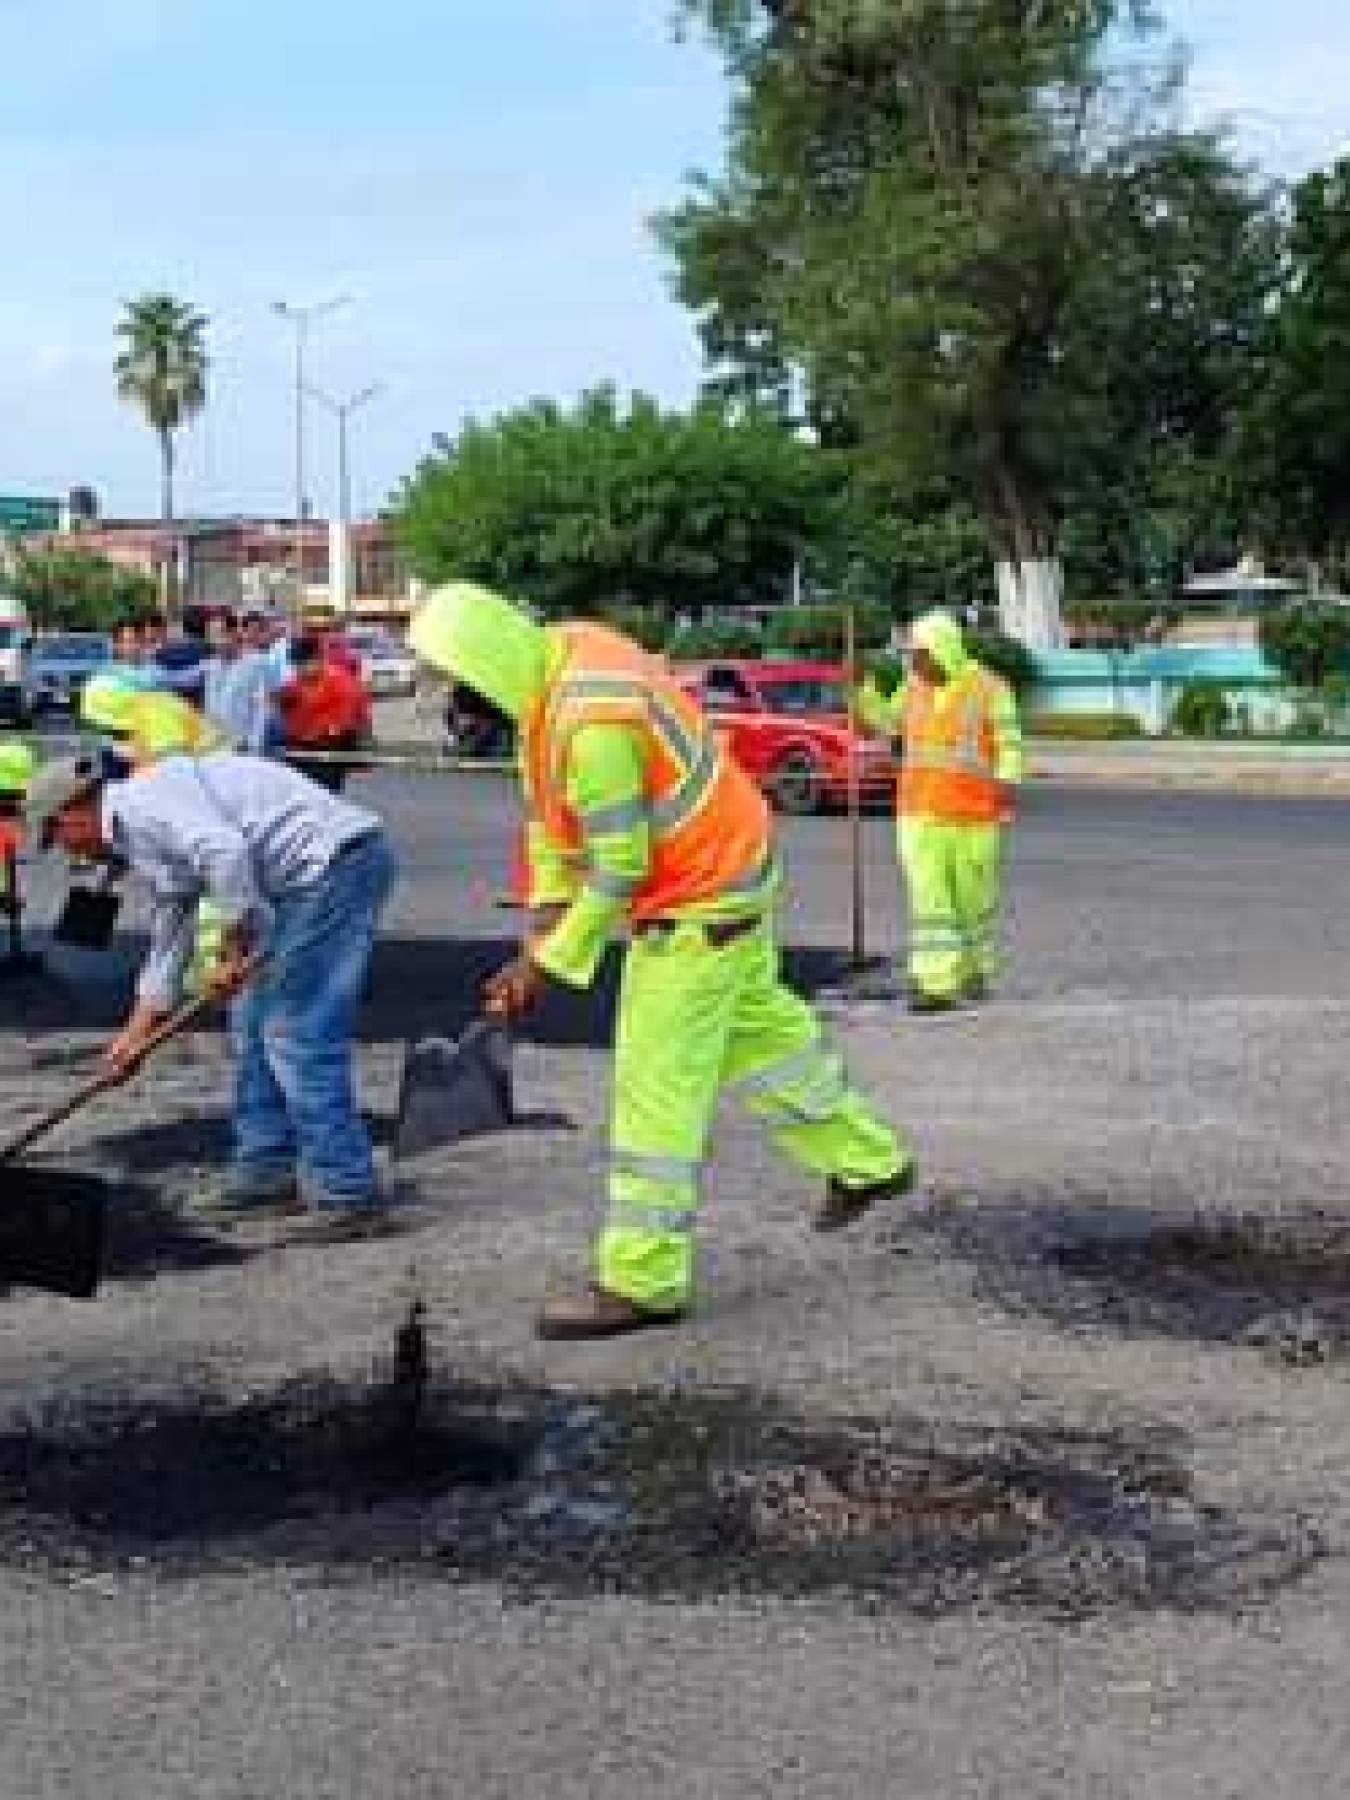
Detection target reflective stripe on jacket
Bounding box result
[900,667,1018,823]
[521,623,771,920]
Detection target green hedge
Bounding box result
[1025,710,1144,740]
[763,602,893,656]
[665,618,766,659]
[1169,679,1232,739]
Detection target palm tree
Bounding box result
[113,294,209,529]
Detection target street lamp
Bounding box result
[271,296,350,602]
[306,376,381,615]
[305,381,381,534]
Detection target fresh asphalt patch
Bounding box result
[0,1368,1321,1619]
[907,1187,1350,1364]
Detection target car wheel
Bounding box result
[770,749,823,815]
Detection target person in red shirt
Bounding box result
[277,634,372,793]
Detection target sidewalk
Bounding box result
[1029,737,1350,794]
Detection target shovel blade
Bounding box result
[393,1021,514,1161]
[0,1168,106,1299]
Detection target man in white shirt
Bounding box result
[27,753,397,1228]
[203,609,283,754]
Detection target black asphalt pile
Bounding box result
[0,1375,1320,1616]
[918,1196,1350,1358]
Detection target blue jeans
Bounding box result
[231,834,396,1209]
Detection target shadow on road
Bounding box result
[0,936,869,1049]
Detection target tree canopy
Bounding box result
[8,548,158,633]
[1238,159,1350,571]
[392,386,843,617]
[659,0,1279,603]
[114,293,209,526]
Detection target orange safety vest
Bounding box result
[522,624,772,920]
[899,669,1007,823]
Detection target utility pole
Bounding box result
[271,296,350,609]
[306,381,381,616]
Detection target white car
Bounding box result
[347,627,417,699]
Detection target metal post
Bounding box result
[305,380,380,619]
[293,318,306,591]
[337,404,350,545]
[272,296,351,614]
[844,602,866,969]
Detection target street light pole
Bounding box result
[271,296,350,607]
[306,381,381,616]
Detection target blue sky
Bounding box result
[1,0,1346,520]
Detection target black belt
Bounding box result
[636,914,762,949]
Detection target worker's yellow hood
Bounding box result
[409,582,546,723]
[910,610,969,680]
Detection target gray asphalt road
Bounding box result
[7,778,1350,1798]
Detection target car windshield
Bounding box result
[0,624,20,651]
[759,678,847,716]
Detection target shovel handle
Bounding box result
[0,958,262,1165]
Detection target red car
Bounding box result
[678,659,897,814]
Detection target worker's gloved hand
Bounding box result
[997,781,1018,824]
[100,1004,168,1085]
[483,953,547,1022]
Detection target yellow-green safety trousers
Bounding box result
[600,914,910,1311]
[900,817,1004,1000]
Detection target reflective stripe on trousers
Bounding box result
[599,915,909,1310]
[899,817,1005,998]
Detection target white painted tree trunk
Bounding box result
[329,518,352,616]
[996,557,1064,650]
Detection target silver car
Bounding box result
[347,627,417,699]
[24,632,113,714]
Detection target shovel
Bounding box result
[0,980,244,1300]
[392,1018,515,1162]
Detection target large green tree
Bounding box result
[1238,158,1350,572]
[393,385,841,617]
[114,294,209,527]
[661,0,1277,646]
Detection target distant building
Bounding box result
[23,516,415,622]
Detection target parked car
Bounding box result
[678,659,897,814]
[345,627,418,699]
[25,632,113,714]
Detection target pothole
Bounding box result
[913,1199,1350,1361]
[0,1379,534,1559]
[0,1377,1321,1616]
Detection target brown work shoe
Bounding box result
[536,1284,687,1341]
[815,1162,917,1233]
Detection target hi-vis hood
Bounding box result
[0,739,35,796]
[408,582,546,724]
[910,609,969,681]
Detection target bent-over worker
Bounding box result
[26,752,397,1232]
[410,582,915,1340]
